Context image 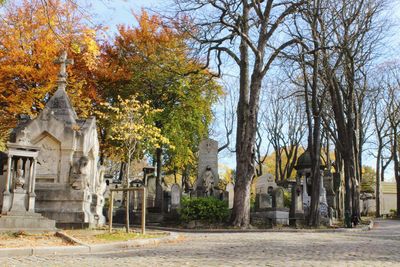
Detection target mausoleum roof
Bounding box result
[295,150,325,170]
[44,87,78,125]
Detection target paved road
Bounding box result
[3,219,400,267]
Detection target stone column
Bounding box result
[4,155,12,193]
[1,155,13,214]
[28,159,37,212]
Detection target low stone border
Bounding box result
[0,231,182,258]
[147,220,374,233]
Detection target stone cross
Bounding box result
[54,51,74,82]
[18,128,31,145]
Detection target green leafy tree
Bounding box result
[96,95,170,186]
[97,11,221,204]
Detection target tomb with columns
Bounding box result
[292,150,337,225]
[0,131,56,231]
[2,52,106,228]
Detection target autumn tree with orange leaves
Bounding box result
[0,0,100,149]
[97,12,221,204]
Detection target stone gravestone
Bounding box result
[225,183,234,209]
[255,174,276,194]
[171,184,181,210]
[255,174,276,210]
[194,138,219,197]
[272,187,285,209]
[290,178,305,227]
[266,187,289,225]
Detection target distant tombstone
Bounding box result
[259,193,272,209]
[226,183,234,209]
[195,138,219,195]
[272,187,285,209]
[293,185,303,213]
[171,184,181,210]
[255,174,276,194]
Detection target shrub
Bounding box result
[284,189,291,208]
[179,197,230,223]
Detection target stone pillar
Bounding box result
[2,155,12,214]
[4,155,12,193]
[28,159,37,212]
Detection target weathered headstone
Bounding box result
[171,184,181,210]
[272,187,285,209]
[265,187,289,225]
[290,181,305,227]
[226,183,234,209]
[194,138,219,196]
[255,174,276,210]
[255,174,276,194]
[259,193,272,209]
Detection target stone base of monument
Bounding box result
[289,212,305,227]
[0,211,56,232]
[250,212,272,228]
[35,187,99,228]
[265,208,289,226]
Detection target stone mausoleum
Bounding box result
[293,149,338,225]
[1,52,105,228]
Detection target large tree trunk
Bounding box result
[375,147,381,217]
[343,155,354,227]
[397,179,400,218]
[393,130,400,218]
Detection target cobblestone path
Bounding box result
[3,219,400,267]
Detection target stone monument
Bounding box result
[289,177,305,227]
[171,184,181,210]
[255,174,276,210]
[265,187,289,225]
[0,131,56,231]
[294,150,333,225]
[9,52,105,227]
[225,183,234,209]
[194,138,219,197]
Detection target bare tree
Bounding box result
[370,73,392,217]
[216,78,238,154]
[263,83,306,181]
[173,0,305,227]
[313,0,385,227]
[384,65,400,217]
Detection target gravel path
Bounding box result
[3,219,400,267]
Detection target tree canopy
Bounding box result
[0,0,100,149]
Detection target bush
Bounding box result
[284,189,291,208]
[179,197,230,223]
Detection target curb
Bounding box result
[0,231,182,258]
[146,222,375,233]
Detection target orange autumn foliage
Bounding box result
[0,0,101,149]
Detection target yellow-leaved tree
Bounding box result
[97,95,170,187]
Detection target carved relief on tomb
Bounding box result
[34,133,61,183]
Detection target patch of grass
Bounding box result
[94,231,163,242]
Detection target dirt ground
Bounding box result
[0,232,71,248]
